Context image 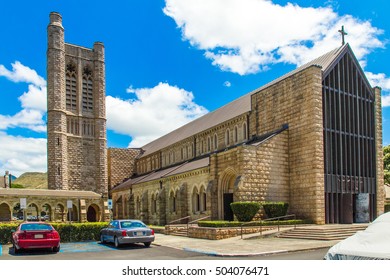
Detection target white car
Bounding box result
[324,212,390,260]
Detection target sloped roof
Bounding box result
[0,188,101,199]
[139,44,349,158]
[112,157,209,192]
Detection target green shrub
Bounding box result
[230,202,261,222]
[385,203,390,213]
[10,183,25,188]
[262,202,289,218]
[50,222,109,242]
[0,222,109,244]
[0,223,18,244]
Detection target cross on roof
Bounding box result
[338,26,348,45]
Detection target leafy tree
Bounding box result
[385,145,390,186]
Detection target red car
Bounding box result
[11,222,60,254]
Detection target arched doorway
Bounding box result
[27,203,39,221]
[0,203,11,221]
[219,168,237,221]
[13,203,23,220]
[55,204,65,222]
[67,205,78,222]
[41,203,52,221]
[87,204,99,222]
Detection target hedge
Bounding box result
[230,202,261,222]
[0,222,109,245]
[198,220,308,228]
[261,202,289,218]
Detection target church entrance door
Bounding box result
[87,205,97,222]
[223,193,234,221]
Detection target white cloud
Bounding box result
[224,81,231,87]
[366,72,390,91]
[366,72,390,107]
[0,61,46,87]
[0,62,47,131]
[107,82,208,147]
[0,109,46,132]
[163,0,384,75]
[19,84,47,111]
[383,95,390,107]
[0,132,47,177]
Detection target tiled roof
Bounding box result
[112,157,209,192]
[0,188,101,199]
[139,44,349,158]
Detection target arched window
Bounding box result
[242,122,248,140]
[136,197,141,216]
[207,136,211,152]
[192,187,200,213]
[225,129,230,146]
[65,63,77,112]
[169,191,177,213]
[214,134,218,150]
[234,126,238,143]
[151,194,157,214]
[82,66,93,112]
[199,185,207,212]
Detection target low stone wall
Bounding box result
[188,226,271,240]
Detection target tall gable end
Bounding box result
[322,44,377,223]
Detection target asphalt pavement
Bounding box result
[152,232,339,257]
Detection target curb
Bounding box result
[180,245,332,257]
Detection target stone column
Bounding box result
[374,87,384,216]
[47,12,68,190]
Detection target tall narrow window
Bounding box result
[82,66,93,112]
[214,134,218,150]
[66,63,77,112]
[225,129,230,146]
[234,126,238,143]
[242,122,247,140]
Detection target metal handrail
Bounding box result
[188,215,211,225]
[240,214,297,239]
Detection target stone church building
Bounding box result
[0,12,385,225]
[111,42,384,225]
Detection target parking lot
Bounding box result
[0,241,221,260]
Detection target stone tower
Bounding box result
[47,12,107,195]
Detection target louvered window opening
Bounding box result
[322,53,376,224]
[66,75,77,112]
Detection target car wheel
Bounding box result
[53,245,60,253]
[100,234,106,244]
[114,236,120,248]
[13,244,20,254]
[144,242,151,248]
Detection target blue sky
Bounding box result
[0,0,389,177]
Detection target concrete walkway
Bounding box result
[152,231,339,257]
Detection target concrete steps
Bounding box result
[277,224,368,241]
[165,224,189,237]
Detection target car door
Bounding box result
[111,221,120,241]
[106,221,116,242]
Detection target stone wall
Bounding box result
[108,148,141,190]
[250,65,325,224]
[112,167,210,225]
[239,131,290,209]
[374,87,385,215]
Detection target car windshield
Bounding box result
[120,221,146,229]
[20,223,53,231]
